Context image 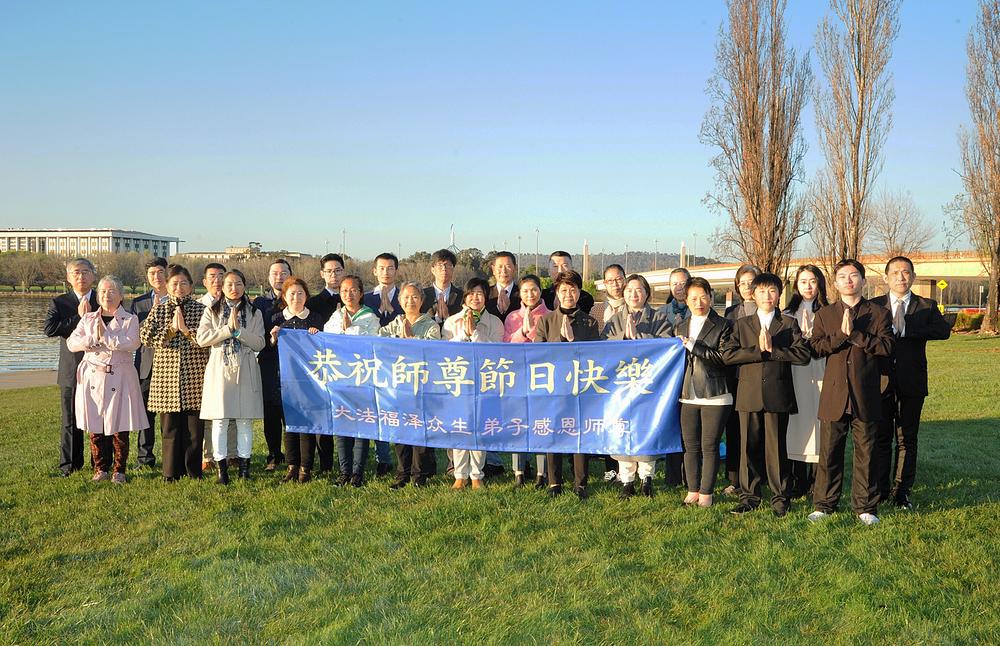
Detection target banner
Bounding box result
[278,330,686,455]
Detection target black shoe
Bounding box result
[217,460,230,485]
[59,468,73,477]
[773,507,788,518]
[351,473,364,487]
[237,458,250,479]
[374,462,390,477]
[412,476,427,487]
[281,465,299,483]
[534,474,547,490]
[574,486,588,500]
[483,463,505,478]
[390,478,407,490]
[893,493,913,510]
[298,468,312,484]
[265,455,278,472]
[619,482,635,499]
[333,472,350,487]
[548,485,563,497]
[730,503,757,515]
[514,474,525,488]
[640,476,654,498]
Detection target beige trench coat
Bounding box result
[196,303,265,421]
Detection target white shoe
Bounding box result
[603,470,618,482]
[807,510,830,522]
[858,513,880,526]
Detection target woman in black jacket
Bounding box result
[674,277,733,507]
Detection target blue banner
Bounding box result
[278,330,686,455]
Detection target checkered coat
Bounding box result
[139,296,210,413]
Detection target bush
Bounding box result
[953,311,985,331]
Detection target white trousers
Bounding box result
[613,456,656,484]
[204,419,237,460]
[453,449,486,480]
[212,418,253,460]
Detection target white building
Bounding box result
[0,228,179,257]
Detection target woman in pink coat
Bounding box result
[67,275,149,483]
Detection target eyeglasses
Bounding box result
[321,268,344,275]
[605,277,625,284]
[68,270,93,277]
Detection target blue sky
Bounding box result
[0,1,977,260]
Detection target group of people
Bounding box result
[44,248,950,525]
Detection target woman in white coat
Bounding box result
[197,269,265,484]
[67,275,148,483]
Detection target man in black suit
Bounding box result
[541,251,594,313]
[872,256,951,510]
[722,273,811,517]
[362,252,404,330]
[485,250,520,321]
[808,259,895,526]
[307,253,344,326]
[128,256,169,468]
[254,258,293,471]
[43,257,99,476]
[422,249,464,325]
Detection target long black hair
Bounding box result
[784,264,829,314]
[211,269,254,315]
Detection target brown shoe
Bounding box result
[452,479,468,490]
[202,460,214,472]
[470,478,484,490]
[92,470,110,482]
[281,465,299,483]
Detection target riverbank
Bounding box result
[0,369,56,390]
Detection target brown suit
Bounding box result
[808,298,895,515]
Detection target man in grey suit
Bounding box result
[128,256,169,468]
[43,257,99,476]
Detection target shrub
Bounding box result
[953,311,985,331]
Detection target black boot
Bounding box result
[281,465,299,483]
[217,459,230,485]
[238,458,250,480]
[298,467,311,484]
[641,476,654,497]
[534,474,547,490]
[514,474,525,488]
[619,482,635,499]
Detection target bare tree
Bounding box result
[955,0,1000,333]
[5,253,42,292]
[810,0,900,272]
[867,189,936,258]
[701,0,812,275]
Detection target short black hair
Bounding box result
[374,252,399,269]
[145,257,168,271]
[203,262,225,276]
[550,250,572,261]
[685,276,713,296]
[464,276,490,297]
[432,249,457,266]
[624,273,650,299]
[493,251,517,266]
[271,258,293,273]
[603,264,625,278]
[340,274,364,292]
[519,273,542,291]
[834,258,866,279]
[884,256,914,274]
[320,253,345,269]
[670,267,692,280]
[166,264,193,284]
[750,272,784,296]
[553,270,583,290]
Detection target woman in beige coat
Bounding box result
[197,269,265,484]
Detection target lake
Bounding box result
[1,296,66,372]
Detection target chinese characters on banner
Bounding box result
[278,330,686,456]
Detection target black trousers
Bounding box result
[789,460,814,499]
[724,403,741,486]
[316,434,334,472]
[262,400,285,462]
[876,392,925,500]
[813,414,880,515]
[546,453,588,488]
[680,404,730,495]
[136,376,157,467]
[739,411,791,511]
[394,443,427,481]
[59,385,84,472]
[662,452,684,486]
[160,411,204,479]
[285,431,316,470]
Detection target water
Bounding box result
[0,296,61,371]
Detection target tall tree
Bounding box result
[701,0,812,275]
[809,0,900,273]
[956,0,1000,334]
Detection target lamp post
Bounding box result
[534,228,539,275]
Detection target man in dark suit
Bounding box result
[363,252,404,330]
[722,273,811,517]
[128,256,169,468]
[307,253,344,326]
[872,256,952,510]
[254,258,293,471]
[422,249,464,325]
[43,257,99,476]
[808,259,895,526]
[541,251,594,313]
[485,250,520,321]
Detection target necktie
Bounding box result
[893,299,905,336]
[379,287,392,316]
[560,313,574,342]
[497,287,509,313]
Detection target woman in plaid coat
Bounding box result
[139,265,210,481]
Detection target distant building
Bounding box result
[0,228,179,257]
[181,242,305,263]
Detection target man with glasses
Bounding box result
[308,253,345,325]
[44,257,100,476]
[423,249,464,325]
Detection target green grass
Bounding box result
[1,336,998,644]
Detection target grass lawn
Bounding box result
[1,335,998,644]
